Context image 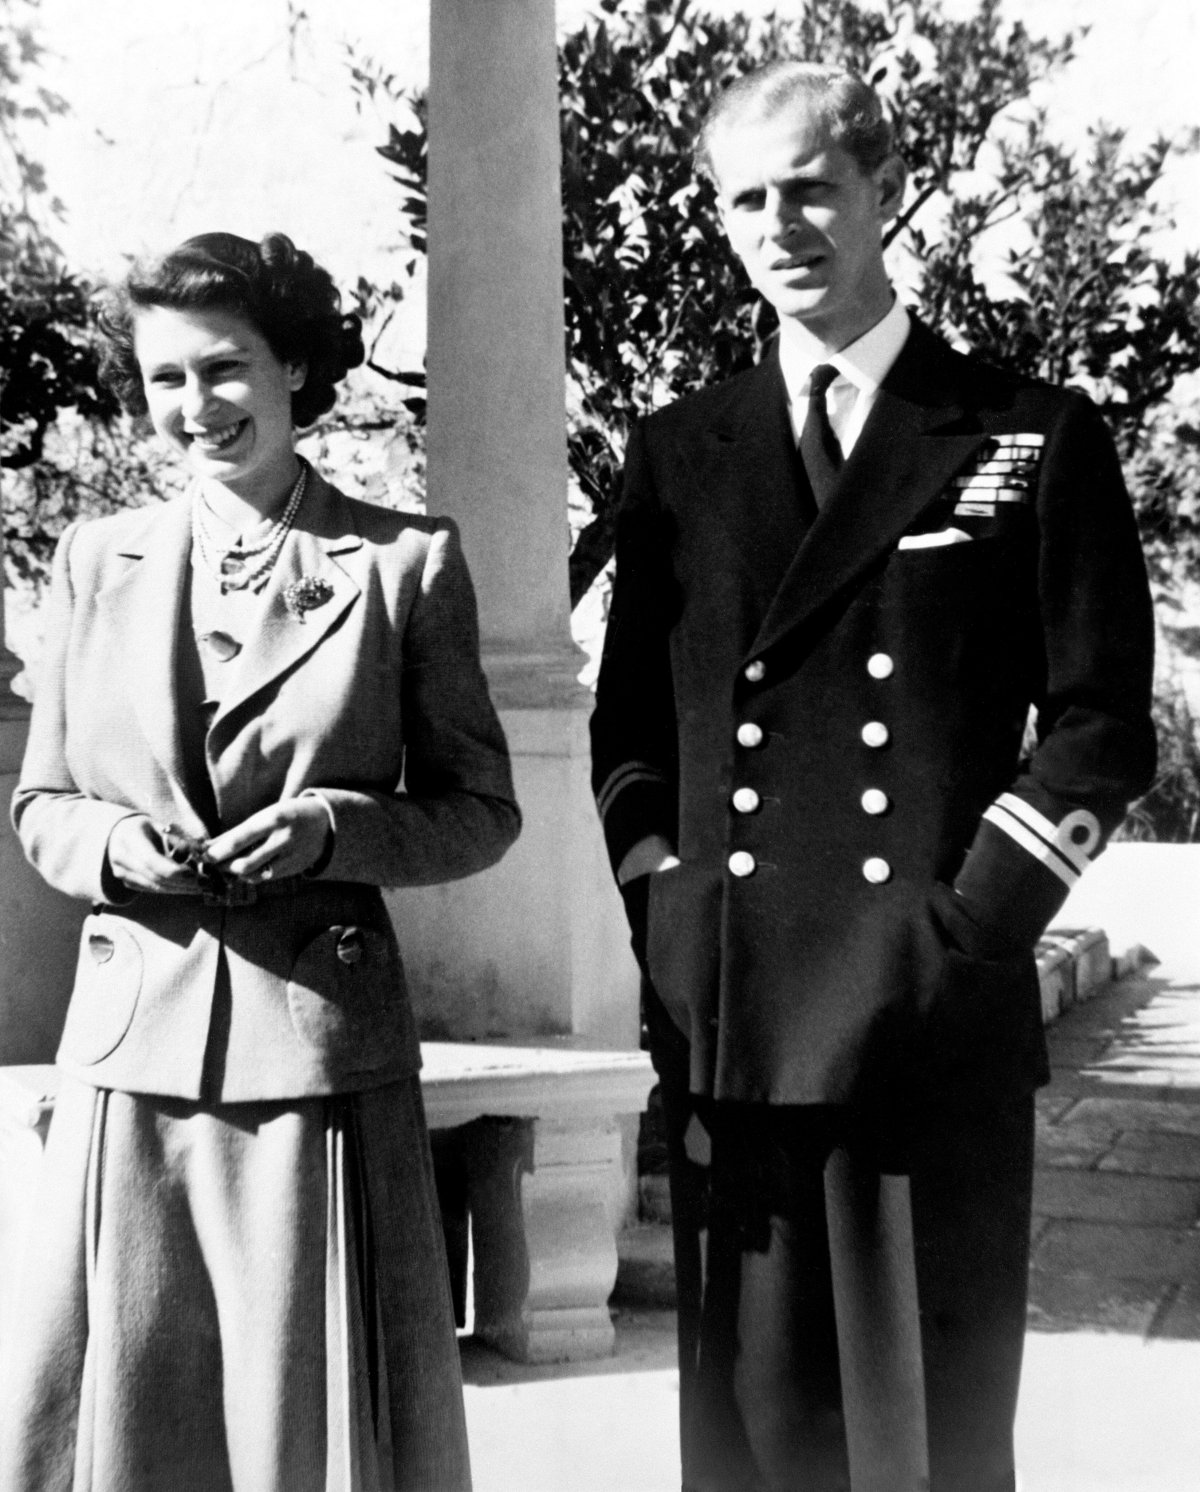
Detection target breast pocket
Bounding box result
[895,526,974,551]
[892,530,1000,565]
[59,914,144,1066]
[286,924,409,1072]
[884,525,1031,612]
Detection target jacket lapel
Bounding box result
[681,352,809,618]
[94,498,209,833]
[206,471,363,747]
[749,322,989,659]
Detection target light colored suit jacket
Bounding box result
[13,473,520,1101]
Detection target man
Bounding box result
[590,61,1156,1492]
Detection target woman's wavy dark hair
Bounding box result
[96,231,365,429]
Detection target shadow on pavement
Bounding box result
[1032,968,1200,1341]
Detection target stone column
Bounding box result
[0,539,84,1063]
[386,0,639,1046]
[425,0,577,689]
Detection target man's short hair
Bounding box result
[696,61,894,184]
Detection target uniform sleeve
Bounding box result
[11,523,142,903]
[313,520,521,886]
[950,392,1157,945]
[590,420,680,878]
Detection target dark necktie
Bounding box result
[799,363,844,510]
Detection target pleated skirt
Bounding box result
[0,1073,472,1492]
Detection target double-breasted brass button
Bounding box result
[728,851,757,877]
[862,857,892,884]
[744,660,766,683]
[861,789,890,815]
[732,788,761,814]
[861,721,890,748]
[867,653,895,679]
[737,722,765,748]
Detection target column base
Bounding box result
[477,1307,616,1365]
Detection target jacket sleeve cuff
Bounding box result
[100,815,142,906]
[952,791,1105,948]
[594,767,677,880]
[298,789,337,879]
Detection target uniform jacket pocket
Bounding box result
[916,892,1047,1108]
[59,913,144,1066]
[287,923,405,1072]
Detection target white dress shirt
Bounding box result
[777,296,911,458]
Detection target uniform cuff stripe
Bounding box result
[596,762,669,819]
[983,800,1079,890]
[994,792,1100,875]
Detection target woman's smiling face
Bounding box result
[134,304,306,510]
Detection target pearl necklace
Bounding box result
[192,461,309,594]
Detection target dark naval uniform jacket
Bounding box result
[591,318,1156,1118]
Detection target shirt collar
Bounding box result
[777,296,911,401]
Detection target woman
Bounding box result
[1,231,519,1491]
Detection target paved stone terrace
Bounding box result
[461,954,1200,1490]
[618,944,1200,1341]
[1031,962,1200,1341]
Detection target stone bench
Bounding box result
[420,1042,655,1362]
[0,1042,656,1366]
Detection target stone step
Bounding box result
[1036,926,1114,1021]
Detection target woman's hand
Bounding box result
[107,816,204,895]
[204,796,333,883]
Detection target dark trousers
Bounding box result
[646,986,1035,1492]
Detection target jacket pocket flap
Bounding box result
[287,924,401,1068]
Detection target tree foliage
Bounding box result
[922,126,1200,432]
[354,0,1200,837]
[360,0,1200,610]
[4,415,182,589]
[2,0,129,640]
[5,0,1200,830]
[0,0,117,477]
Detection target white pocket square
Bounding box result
[897,527,973,550]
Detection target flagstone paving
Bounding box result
[1030,965,1200,1339]
[461,955,1200,1490]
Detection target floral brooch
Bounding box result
[283,576,334,622]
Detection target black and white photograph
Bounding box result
[1,2,1199,1488]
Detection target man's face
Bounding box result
[710,103,905,349]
